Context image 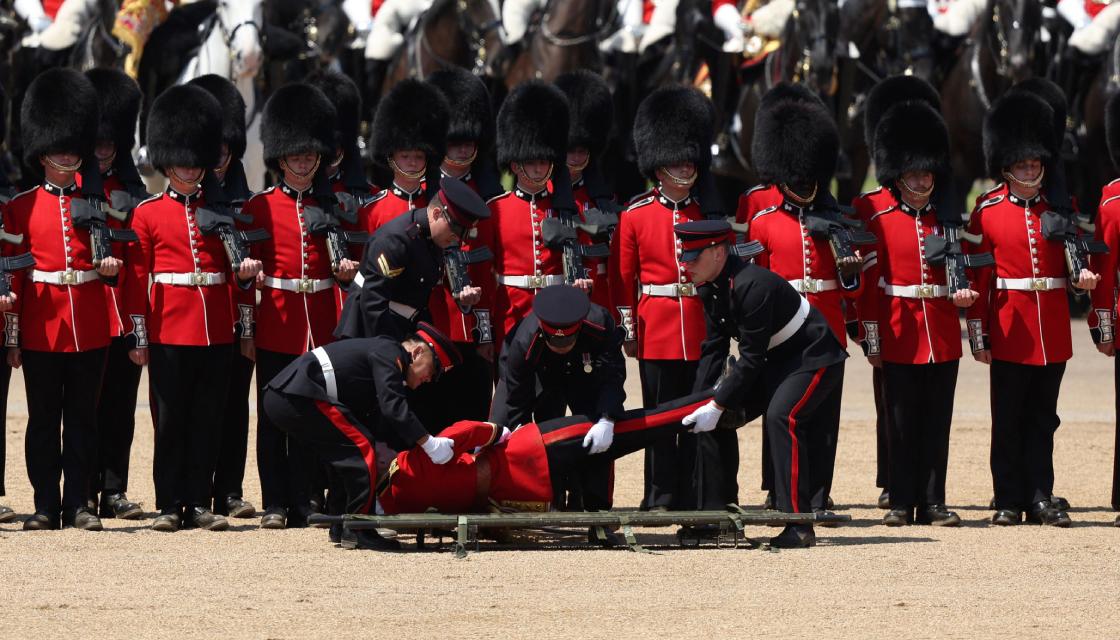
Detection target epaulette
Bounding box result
[869,205,896,222]
[9,186,39,203]
[245,186,276,205]
[486,191,512,205]
[751,204,779,220]
[743,184,770,197]
[624,187,654,206]
[858,186,884,198]
[1103,194,1120,208]
[578,317,609,341]
[976,194,1004,211]
[134,192,164,209]
[1107,177,1120,188]
[978,183,1003,199]
[624,195,655,212]
[367,189,389,204]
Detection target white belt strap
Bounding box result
[152,272,227,286]
[788,278,838,294]
[30,269,99,285]
[388,300,418,320]
[262,275,335,293]
[881,282,950,299]
[497,274,565,289]
[995,277,1067,291]
[311,347,339,403]
[769,296,810,350]
[352,272,365,289]
[641,283,698,297]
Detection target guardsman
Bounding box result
[609,85,730,512]
[967,90,1100,527]
[260,322,462,550]
[124,84,263,533]
[363,79,449,232]
[3,69,118,531]
[555,70,617,313]
[335,177,491,340]
[678,220,848,548]
[1090,91,1120,528]
[490,285,626,513]
[0,84,14,524]
[85,67,148,522]
[490,81,591,347]
[855,77,975,527]
[186,73,258,521]
[245,83,359,530]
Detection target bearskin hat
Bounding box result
[752,83,838,187]
[863,75,941,152]
[427,67,494,150]
[554,70,613,155]
[371,78,449,171]
[497,81,570,168]
[146,84,223,170]
[262,83,337,171]
[1009,77,1067,159]
[86,68,141,152]
[304,69,362,152]
[1107,91,1120,171]
[21,68,99,168]
[187,74,247,161]
[873,101,950,185]
[633,85,713,179]
[982,91,1055,179]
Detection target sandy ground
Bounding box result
[1,320,1119,639]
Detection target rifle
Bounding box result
[444,244,493,313]
[923,224,994,295]
[541,209,615,284]
[0,221,33,297]
[70,197,139,267]
[194,206,270,279]
[303,199,370,275]
[1041,207,1109,288]
[802,207,877,281]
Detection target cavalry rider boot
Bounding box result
[100,493,143,520]
[883,508,912,527]
[63,508,104,531]
[186,506,230,531]
[0,504,16,523]
[223,497,256,519]
[151,508,182,533]
[1026,501,1072,528]
[23,511,60,531]
[341,528,402,551]
[991,509,1021,526]
[916,504,961,527]
[770,524,816,549]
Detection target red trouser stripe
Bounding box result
[314,400,377,514]
[787,368,826,514]
[539,397,711,446]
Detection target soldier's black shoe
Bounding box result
[1025,501,1071,528]
[877,490,890,510]
[329,522,343,544]
[1114,514,1120,528]
[186,507,229,531]
[151,509,181,532]
[286,509,311,529]
[814,509,841,527]
[23,512,59,531]
[341,528,402,551]
[916,504,961,527]
[63,508,103,531]
[991,509,1021,526]
[883,509,911,527]
[0,505,16,523]
[100,493,143,520]
[762,491,776,510]
[260,508,287,530]
[224,497,256,519]
[770,524,816,548]
[1049,495,1071,511]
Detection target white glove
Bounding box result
[498,426,512,444]
[420,436,455,464]
[682,401,724,434]
[582,419,615,454]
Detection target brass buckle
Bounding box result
[530,275,543,288]
[191,272,207,286]
[917,284,935,298]
[678,283,695,297]
[801,279,820,294]
[61,270,77,286]
[296,278,314,293]
[1030,278,1048,291]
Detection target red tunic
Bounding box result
[1089,178,1120,344]
[739,184,855,346]
[853,187,963,364]
[608,189,706,360]
[572,178,612,311]
[2,183,111,352]
[242,184,339,355]
[489,187,565,345]
[364,183,427,233]
[965,184,1074,365]
[123,189,237,347]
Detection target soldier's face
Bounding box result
[516,159,553,185]
[445,142,477,165]
[1009,158,1042,184]
[682,244,727,283]
[214,144,232,181]
[95,142,116,173]
[42,152,81,173]
[405,344,438,388]
[566,147,590,176]
[168,166,204,192]
[898,170,934,202]
[392,149,427,177]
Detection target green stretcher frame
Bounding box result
[308,506,851,558]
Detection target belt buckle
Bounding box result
[297,278,313,293]
[1030,277,1048,291]
[530,275,543,288]
[678,283,695,296]
[918,284,934,298]
[802,278,820,294]
[191,272,207,286]
[60,270,77,285]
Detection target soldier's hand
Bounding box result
[973,349,992,364]
[623,341,637,358]
[128,347,149,366]
[683,401,724,433]
[951,288,979,308]
[1075,269,1101,291]
[573,278,594,292]
[582,419,615,454]
[455,285,482,306]
[5,347,20,369]
[96,256,122,278]
[240,337,256,362]
[0,292,15,312]
[477,342,494,362]
[419,435,455,464]
[1097,342,1115,357]
[335,258,359,283]
[868,354,882,368]
[238,258,263,282]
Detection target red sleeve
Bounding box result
[436,420,502,455]
[121,206,153,347]
[608,209,638,340]
[468,217,496,344]
[964,205,993,352]
[745,211,771,270]
[1089,197,1118,344]
[2,204,26,347]
[853,199,882,354]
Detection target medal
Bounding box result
[582,353,593,373]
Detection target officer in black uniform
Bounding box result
[334,177,491,340]
[261,322,462,550]
[679,220,848,548]
[490,285,626,511]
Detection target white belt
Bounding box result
[152,272,227,286]
[30,269,99,285]
[352,272,365,289]
[995,277,1067,291]
[769,296,810,350]
[881,282,949,299]
[262,275,334,293]
[311,347,339,403]
[497,274,564,289]
[389,300,419,320]
[788,278,838,294]
[641,283,698,297]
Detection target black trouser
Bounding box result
[639,359,738,510]
[761,361,845,515]
[1114,356,1120,511]
[149,344,231,511]
[989,360,1066,511]
[0,355,10,498]
[766,362,844,510]
[256,348,316,515]
[93,336,143,500]
[22,348,106,514]
[882,360,958,509]
[212,347,254,512]
[262,390,378,515]
[873,365,890,490]
[410,342,493,433]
